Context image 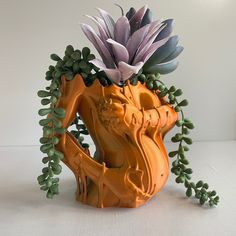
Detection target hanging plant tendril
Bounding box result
[37,45,111,199]
[135,72,220,207]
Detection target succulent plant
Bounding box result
[81,5,182,85]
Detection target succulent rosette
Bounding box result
[81,5,183,85]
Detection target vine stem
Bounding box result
[156,78,185,166]
[48,78,57,182]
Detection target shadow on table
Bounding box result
[0,178,212,214]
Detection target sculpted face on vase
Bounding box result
[56,74,177,207]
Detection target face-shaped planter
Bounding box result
[56,74,177,208]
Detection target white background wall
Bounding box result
[0,0,235,146]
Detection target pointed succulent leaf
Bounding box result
[155,19,174,42]
[97,8,115,38]
[114,16,130,46]
[133,22,167,65]
[107,39,129,63]
[90,59,121,84]
[140,8,153,27]
[144,60,179,74]
[144,36,179,67]
[80,23,115,68]
[126,7,136,20]
[85,15,110,49]
[129,5,148,34]
[162,46,184,63]
[118,61,144,81]
[126,23,151,63]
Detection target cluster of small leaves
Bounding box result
[38,45,102,198]
[46,45,111,87]
[141,72,219,207]
[70,113,90,149]
[184,181,219,206]
[48,45,95,86]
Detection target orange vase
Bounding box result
[56,74,178,208]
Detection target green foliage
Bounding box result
[37,45,100,199]
[144,73,220,207]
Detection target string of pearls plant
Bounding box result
[37,45,101,198]
[134,73,220,207]
[37,45,219,206]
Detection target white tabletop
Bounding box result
[0,141,235,236]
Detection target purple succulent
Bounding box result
[81,5,172,85]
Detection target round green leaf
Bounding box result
[37,174,46,183]
[147,80,153,90]
[39,137,50,144]
[41,99,51,105]
[186,187,192,197]
[42,156,50,164]
[169,151,178,158]
[196,180,204,188]
[183,137,193,145]
[39,119,51,126]
[50,54,61,61]
[185,168,193,174]
[179,99,189,107]
[38,108,51,116]
[37,90,51,98]
[184,122,195,129]
[173,89,183,96]
[138,74,146,83]
[169,86,176,92]
[65,45,74,56]
[82,47,90,59]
